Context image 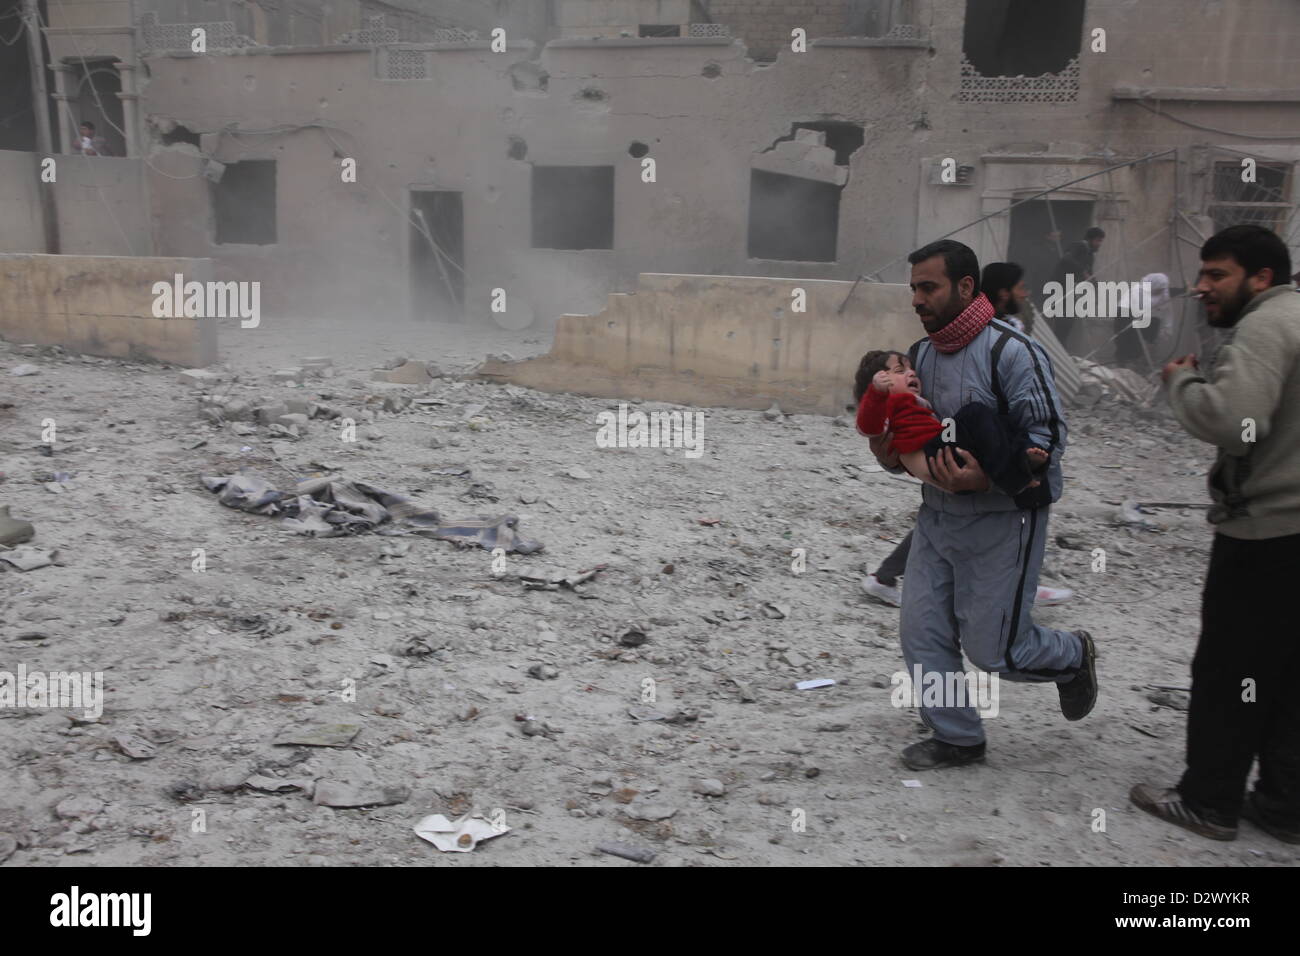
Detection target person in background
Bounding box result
[981,261,1034,334]
[72,121,112,157]
[1140,273,1171,348]
[1049,227,1105,350]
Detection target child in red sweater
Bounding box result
[856,357,1048,495]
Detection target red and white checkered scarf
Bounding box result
[927,293,994,354]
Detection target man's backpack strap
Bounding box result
[989,329,1013,416]
[907,337,923,373]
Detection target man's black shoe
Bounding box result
[1058,630,1098,721]
[1130,783,1237,841]
[1241,791,1300,845]
[901,738,986,771]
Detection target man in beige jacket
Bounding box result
[1131,225,1300,844]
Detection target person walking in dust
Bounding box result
[867,240,1097,770]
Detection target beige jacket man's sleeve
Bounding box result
[1166,310,1289,454]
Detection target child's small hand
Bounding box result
[872,370,893,394]
[1026,447,1049,472]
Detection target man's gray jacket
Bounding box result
[897,318,1069,512]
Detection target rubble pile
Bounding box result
[1,335,1288,867]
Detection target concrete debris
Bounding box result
[244,774,314,794]
[177,368,225,388]
[0,546,56,571]
[112,734,158,760]
[300,356,334,377]
[54,795,104,820]
[795,678,836,691]
[519,564,606,590]
[617,624,648,647]
[692,778,726,797]
[256,403,290,425]
[9,364,40,376]
[0,506,35,547]
[752,128,848,186]
[1075,360,1159,406]
[0,332,1230,867]
[373,360,431,385]
[624,801,677,822]
[596,841,655,863]
[1147,688,1190,712]
[313,781,410,808]
[1117,499,1165,531]
[273,724,361,748]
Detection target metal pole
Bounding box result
[24,0,59,253]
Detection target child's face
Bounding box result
[881,355,921,395]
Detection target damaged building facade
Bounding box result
[2,0,1297,354]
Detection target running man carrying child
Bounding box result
[850,349,1073,609]
[864,239,1096,771]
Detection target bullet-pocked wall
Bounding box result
[138,36,929,325]
[133,0,1300,329]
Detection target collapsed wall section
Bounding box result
[477,272,917,415]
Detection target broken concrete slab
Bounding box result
[178,368,226,388]
[218,399,256,421]
[372,360,432,385]
[256,403,290,425]
[312,780,410,808]
[274,723,361,748]
[751,129,849,185]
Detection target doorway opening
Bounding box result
[410,189,464,321]
[1007,197,1094,304]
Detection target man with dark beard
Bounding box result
[1131,225,1300,844]
[981,261,1034,334]
[867,240,1095,770]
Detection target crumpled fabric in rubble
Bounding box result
[200,472,543,554]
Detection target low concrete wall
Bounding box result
[0,254,216,366]
[478,272,919,415]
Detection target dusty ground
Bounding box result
[1,313,1295,867]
